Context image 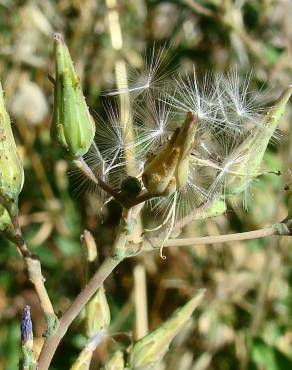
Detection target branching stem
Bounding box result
[153,225,279,248]
[25,255,55,317]
[74,157,125,202]
[36,213,291,369]
[74,157,156,208]
[37,257,120,370]
[37,213,130,370]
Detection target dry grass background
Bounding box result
[0,0,291,369]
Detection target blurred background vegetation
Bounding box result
[0,0,291,369]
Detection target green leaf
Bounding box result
[251,338,292,370]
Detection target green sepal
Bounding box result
[130,290,205,370]
[225,85,292,196]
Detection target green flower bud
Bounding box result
[226,85,292,196]
[103,350,124,370]
[51,33,95,159]
[86,285,111,338]
[142,113,197,196]
[0,82,24,203]
[130,290,205,370]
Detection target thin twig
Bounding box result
[0,196,55,321]
[164,227,277,247]
[37,256,120,370]
[130,191,157,206]
[74,157,156,208]
[12,216,56,319]
[127,222,291,256]
[184,0,215,17]
[37,213,132,370]
[134,264,149,339]
[25,255,55,318]
[74,157,125,203]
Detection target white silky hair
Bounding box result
[133,90,177,159]
[82,49,278,224]
[101,44,175,98]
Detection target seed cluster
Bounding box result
[83,47,284,228]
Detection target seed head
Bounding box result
[93,62,289,223]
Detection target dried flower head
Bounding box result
[79,44,291,233]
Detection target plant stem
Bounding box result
[37,256,120,370]
[163,226,277,247]
[184,0,215,17]
[16,240,57,339]
[126,222,291,256]
[25,254,55,317]
[74,157,125,203]
[35,198,291,370]
[74,157,157,208]
[134,264,149,339]
[11,215,55,319]
[37,212,132,370]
